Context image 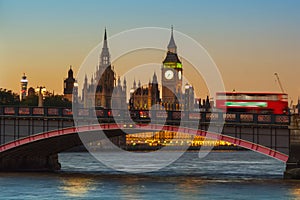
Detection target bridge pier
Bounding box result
[284,114,300,179]
[0,154,61,172]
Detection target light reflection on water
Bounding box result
[0,151,299,199]
[59,176,96,197]
[290,186,300,199]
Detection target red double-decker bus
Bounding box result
[216,92,289,114]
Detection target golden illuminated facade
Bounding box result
[126,132,233,148]
[129,73,160,110]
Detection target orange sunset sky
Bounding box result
[0,0,299,103]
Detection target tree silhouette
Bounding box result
[20,94,38,106]
[0,88,20,105]
[43,95,71,107]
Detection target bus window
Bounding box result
[281,94,288,101]
[216,93,227,100]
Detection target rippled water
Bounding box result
[1,151,300,199]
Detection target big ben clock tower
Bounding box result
[161,26,183,109]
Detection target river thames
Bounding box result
[0,151,300,199]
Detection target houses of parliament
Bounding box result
[63,27,211,111]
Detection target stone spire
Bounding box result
[68,65,73,78]
[167,25,177,53]
[117,76,121,86]
[84,74,88,84]
[133,79,136,89]
[100,28,110,67]
[83,74,88,98]
[123,77,127,90]
[103,27,108,48]
[297,97,300,114]
[91,75,94,85]
[152,72,158,84]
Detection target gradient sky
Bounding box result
[0,0,299,102]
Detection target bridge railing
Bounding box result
[0,106,290,125]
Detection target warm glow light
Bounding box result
[59,177,95,197]
[176,63,182,68]
[291,188,300,199]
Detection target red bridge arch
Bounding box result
[0,123,288,162]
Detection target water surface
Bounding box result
[0,151,300,199]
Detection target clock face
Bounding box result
[178,71,182,80]
[164,70,174,80]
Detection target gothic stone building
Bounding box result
[82,29,126,109]
[128,27,197,111]
[63,66,76,102]
[161,27,184,110]
[64,27,206,111]
[129,73,160,110]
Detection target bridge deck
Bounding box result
[0,106,291,171]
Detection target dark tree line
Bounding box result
[43,95,71,107]
[0,88,71,107]
[20,94,38,106]
[0,88,20,105]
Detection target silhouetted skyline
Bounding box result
[1,0,299,101]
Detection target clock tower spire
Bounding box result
[161,26,183,110]
[167,25,177,54]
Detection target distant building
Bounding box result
[198,96,211,111]
[128,27,203,111]
[63,66,76,102]
[184,84,194,111]
[82,29,126,109]
[297,97,300,114]
[20,73,28,101]
[27,87,35,96]
[35,87,50,98]
[79,27,211,111]
[112,76,127,109]
[129,73,160,110]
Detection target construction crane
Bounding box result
[274,73,294,112]
[274,73,285,93]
